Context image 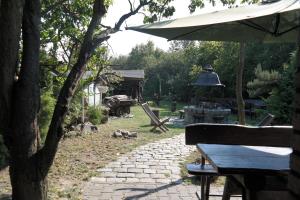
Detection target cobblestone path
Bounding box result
[84,134,237,200]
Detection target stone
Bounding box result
[75,122,98,134]
[120,130,129,137]
[126,178,139,183]
[90,177,106,183]
[116,173,135,178]
[144,169,156,174]
[127,131,137,138]
[112,130,123,138]
[101,172,117,178]
[97,168,113,172]
[64,130,80,138]
[127,168,143,173]
[135,173,150,178]
[112,129,138,138]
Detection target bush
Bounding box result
[265,53,296,124]
[86,106,103,125]
[39,91,56,141]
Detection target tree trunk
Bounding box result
[236,42,246,125]
[9,0,46,199]
[10,162,47,200]
[0,0,24,144]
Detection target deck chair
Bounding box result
[141,103,170,132]
[257,113,274,126]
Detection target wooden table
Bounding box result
[196,143,292,199]
[197,144,291,175]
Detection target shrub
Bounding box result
[39,91,56,141]
[264,53,296,124]
[86,106,103,125]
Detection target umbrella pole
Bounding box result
[236,42,246,125]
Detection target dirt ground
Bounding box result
[0,106,184,199]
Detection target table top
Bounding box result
[197,143,292,175]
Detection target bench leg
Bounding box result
[206,176,211,200]
[196,176,210,200]
[222,176,245,200]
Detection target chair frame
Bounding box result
[141,103,170,132]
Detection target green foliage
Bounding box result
[39,91,56,140]
[64,91,84,127]
[247,64,280,98]
[86,106,103,125]
[111,39,295,102]
[264,52,297,124]
[143,0,175,23]
[188,0,259,13]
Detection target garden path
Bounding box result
[83,134,240,200]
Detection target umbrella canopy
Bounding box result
[127,0,300,43]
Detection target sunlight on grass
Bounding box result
[0,104,185,200]
[47,104,184,199]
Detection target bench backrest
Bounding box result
[185,123,292,147]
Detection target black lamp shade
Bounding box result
[193,71,225,87]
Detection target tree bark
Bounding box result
[9,0,45,199]
[0,0,24,145]
[236,42,246,125]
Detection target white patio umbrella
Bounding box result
[127,0,300,43]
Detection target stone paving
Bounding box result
[84,134,241,200]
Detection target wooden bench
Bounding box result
[185,124,292,200]
[185,124,292,147]
[186,163,220,200]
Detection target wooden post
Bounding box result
[81,92,85,124]
[99,92,102,106]
[93,84,96,107]
[236,42,246,125]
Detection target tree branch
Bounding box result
[128,0,134,12]
[114,0,152,31]
[39,0,107,175]
[100,23,111,29]
[59,40,71,61]
[90,0,153,50]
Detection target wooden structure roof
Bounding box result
[112,70,144,80]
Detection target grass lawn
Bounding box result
[0,104,184,200]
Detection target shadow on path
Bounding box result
[117,180,183,200]
[0,194,11,200]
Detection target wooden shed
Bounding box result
[112,70,144,102]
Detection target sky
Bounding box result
[103,0,225,57]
